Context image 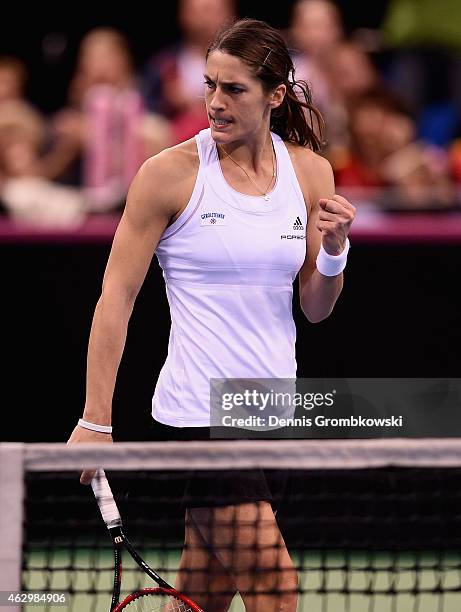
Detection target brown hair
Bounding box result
[206,18,325,151]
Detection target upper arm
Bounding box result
[101,151,191,302]
[297,153,336,290]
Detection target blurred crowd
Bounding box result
[1,0,461,226]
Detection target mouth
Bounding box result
[210,116,233,129]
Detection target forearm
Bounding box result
[300,269,343,323]
[82,291,135,424]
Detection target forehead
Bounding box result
[205,50,257,84]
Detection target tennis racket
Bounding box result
[91,469,205,611]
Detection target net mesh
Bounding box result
[7,440,461,611]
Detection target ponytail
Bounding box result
[271,76,325,151]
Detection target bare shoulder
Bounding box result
[284,141,333,182]
[153,137,199,172]
[139,137,199,193]
[126,137,199,223]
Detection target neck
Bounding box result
[219,129,274,174]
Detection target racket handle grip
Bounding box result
[91,468,122,528]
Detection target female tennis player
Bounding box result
[68,18,355,611]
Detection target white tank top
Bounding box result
[152,128,307,426]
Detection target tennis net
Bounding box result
[1,439,461,611]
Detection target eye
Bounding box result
[228,86,244,94]
[204,80,215,90]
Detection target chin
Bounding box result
[210,132,227,144]
[210,127,237,145]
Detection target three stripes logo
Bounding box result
[293,216,304,231]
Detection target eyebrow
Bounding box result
[203,75,247,87]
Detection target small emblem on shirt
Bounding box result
[293,216,304,230]
[201,212,227,226]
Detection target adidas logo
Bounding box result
[293,216,304,231]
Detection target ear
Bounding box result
[269,83,287,109]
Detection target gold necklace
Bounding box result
[219,140,276,201]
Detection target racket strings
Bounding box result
[121,593,194,611]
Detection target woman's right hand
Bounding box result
[67,424,113,485]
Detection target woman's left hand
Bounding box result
[316,194,356,255]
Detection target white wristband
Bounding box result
[316,238,350,277]
[78,418,112,434]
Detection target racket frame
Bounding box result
[91,470,205,612]
[113,586,205,611]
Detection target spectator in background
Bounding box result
[449,138,461,191]
[0,56,45,178]
[0,57,41,182]
[381,0,461,148]
[321,41,383,168]
[289,0,343,111]
[0,56,84,224]
[335,92,455,210]
[143,0,236,143]
[0,100,85,225]
[0,56,27,103]
[0,101,46,180]
[41,28,172,211]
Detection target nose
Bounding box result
[210,88,225,112]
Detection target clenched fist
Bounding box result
[316,195,356,256]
